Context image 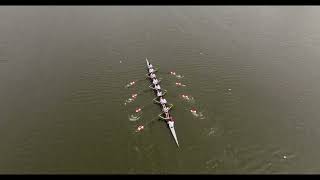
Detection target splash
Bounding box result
[199,112,205,119]
[131,93,138,98]
[124,94,138,106]
[170,71,184,79]
[190,109,205,119]
[124,98,135,106]
[175,82,186,87]
[207,128,215,136]
[124,98,135,105]
[135,107,143,113]
[181,94,195,103]
[176,74,184,79]
[135,125,145,132]
[129,114,141,121]
[125,81,136,88]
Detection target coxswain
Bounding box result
[167,118,175,129]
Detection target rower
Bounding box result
[159,97,167,105]
[149,68,154,74]
[162,104,173,113]
[154,84,161,91]
[152,78,159,85]
[157,90,163,97]
[150,73,156,79]
[148,63,153,69]
[153,90,164,103]
[162,105,169,113]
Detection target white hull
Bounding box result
[168,121,179,147]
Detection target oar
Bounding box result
[134,102,175,132]
[145,114,162,126]
[125,76,163,89]
[135,88,151,95]
[127,81,166,98]
[134,114,162,133]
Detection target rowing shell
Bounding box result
[146,58,179,147]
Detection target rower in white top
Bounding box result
[153,96,167,105]
[149,68,155,74]
[160,97,167,105]
[150,84,161,91]
[152,78,159,85]
[146,59,157,76]
[154,84,161,91]
[163,106,169,113]
[156,89,166,97]
[153,93,166,104]
[149,73,156,79]
[149,79,162,89]
[162,104,173,113]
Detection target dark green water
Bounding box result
[1,6,320,174]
